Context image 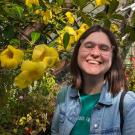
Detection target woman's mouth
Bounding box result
[87,60,102,65]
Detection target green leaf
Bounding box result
[3,25,15,39]
[9,39,20,46]
[124,25,131,33]
[95,12,107,19]
[131,11,135,27]
[56,0,64,5]
[3,4,24,19]
[63,32,70,49]
[31,32,41,44]
[14,5,24,19]
[108,0,119,15]
[80,12,92,26]
[39,0,47,10]
[103,18,111,28]
[49,41,56,47]
[111,14,124,20]
[0,15,6,21]
[124,25,135,42]
[129,27,135,42]
[73,0,89,9]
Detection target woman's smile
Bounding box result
[86,59,102,65]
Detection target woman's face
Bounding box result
[77,31,113,77]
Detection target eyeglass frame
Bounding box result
[79,40,115,56]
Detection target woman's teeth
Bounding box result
[87,60,101,64]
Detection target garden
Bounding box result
[0,0,135,134]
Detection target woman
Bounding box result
[51,25,135,135]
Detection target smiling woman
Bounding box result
[77,32,113,82]
[51,25,135,135]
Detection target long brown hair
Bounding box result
[70,25,127,96]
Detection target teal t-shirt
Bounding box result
[70,92,100,135]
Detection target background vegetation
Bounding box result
[0,0,135,134]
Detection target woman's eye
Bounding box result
[100,45,110,51]
[85,43,93,48]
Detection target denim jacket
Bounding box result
[51,83,135,135]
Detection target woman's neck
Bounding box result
[81,75,105,94]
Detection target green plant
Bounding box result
[0,71,59,134]
[0,0,135,134]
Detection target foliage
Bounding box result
[125,56,135,90]
[0,71,59,134]
[0,0,135,134]
[126,68,135,90]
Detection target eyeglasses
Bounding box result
[80,41,114,56]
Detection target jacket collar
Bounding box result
[69,86,79,98]
[69,82,113,106]
[98,82,113,106]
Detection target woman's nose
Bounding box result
[90,46,101,56]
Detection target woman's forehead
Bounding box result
[81,32,112,46]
